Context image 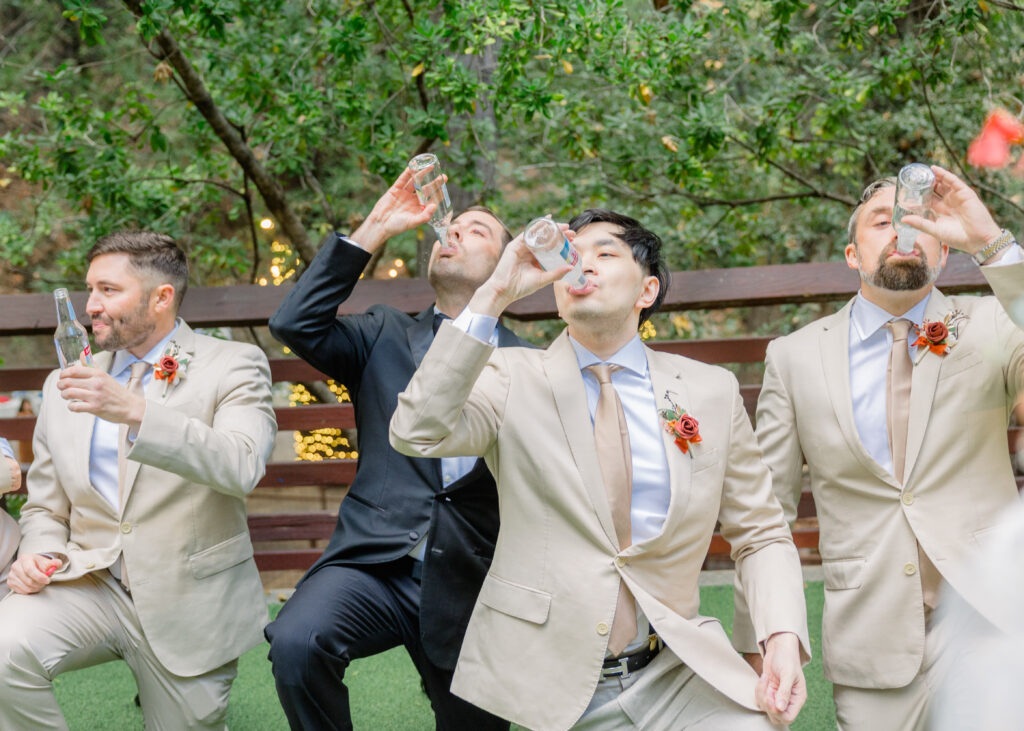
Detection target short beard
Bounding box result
[859,244,941,291]
[93,296,155,352]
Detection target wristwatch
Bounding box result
[974,229,1017,264]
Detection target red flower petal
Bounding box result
[968,128,1011,168]
[987,109,1024,144]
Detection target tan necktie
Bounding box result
[115,360,148,590]
[587,364,637,656]
[884,321,940,610]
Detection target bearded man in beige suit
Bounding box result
[390,209,811,730]
[0,232,277,729]
[733,165,1024,730]
[0,438,22,599]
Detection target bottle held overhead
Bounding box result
[53,288,94,368]
[408,153,453,242]
[523,217,587,289]
[893,163,936,253]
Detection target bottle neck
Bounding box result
[55,293,78,323]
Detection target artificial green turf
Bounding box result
[54,582,834,730]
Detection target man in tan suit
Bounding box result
[734,166,1024,729]
[0,232,276,729]
[391,210,811,730]
[0,438,21,599]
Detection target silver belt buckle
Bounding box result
[602,656,632,680]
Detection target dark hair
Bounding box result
[567,209,669,326]
[457,205,513,246]
[87,231,189,311]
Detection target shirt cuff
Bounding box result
[338,234,367,253]
[984,243,1024,267]
[452,308,498,343]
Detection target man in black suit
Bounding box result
[265,168,525,730]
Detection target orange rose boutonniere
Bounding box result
[912,310,968,364]
[659,394,702,455]
[153,342,190,395]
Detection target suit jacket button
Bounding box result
[903,562,917,576]
[409,531,419,541]
[85,562,95,569]
[614,557,627,568]
[901,493,915,506]
[120,523,132,534]
[596,622,610,636]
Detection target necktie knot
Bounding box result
[587,363,621,385]
[886,318,912,343]
[432,312,450,335]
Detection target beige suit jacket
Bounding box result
[18,321,277,677]
[390,325,809,731]
[734,261,1024,689]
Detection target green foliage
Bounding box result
[1,0,1023,293]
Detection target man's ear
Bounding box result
[636,274,659,311]
[151,283,176,314]
[844,242,860,271]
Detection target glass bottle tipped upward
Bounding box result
[893,163,936,253]
[53,288,94,368]
[408,153,453,243]
[523,217,587,289]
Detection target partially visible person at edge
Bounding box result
[734,165,1024,730]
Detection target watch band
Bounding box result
[974,229,1016,264]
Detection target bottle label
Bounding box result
[83,343,91,359]
[559,238,578,267]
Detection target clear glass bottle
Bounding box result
[53,288,94,368]
[408,153,453,242]
[893,163,936,253]
[523,217,587,288]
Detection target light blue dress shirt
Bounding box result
[88,324,179,509]
[0,438,13,461]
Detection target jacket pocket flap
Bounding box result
[478,574,552,625]
[822,557,865,590]
[189,531,254,579]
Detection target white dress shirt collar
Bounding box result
[568,333,648,377]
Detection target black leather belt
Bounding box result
[600,636,662,679]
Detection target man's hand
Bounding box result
[468,226,573,317]
[743,651,764,676]
[755,631,806,726]
[8,553,62,595]
[350,168,437,252]
[901,165,1004,257]
[57,365,146,429]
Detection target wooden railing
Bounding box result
[0,254,1001,571]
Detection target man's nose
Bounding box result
[85,292,101,315]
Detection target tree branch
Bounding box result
[120,0,316,265]
[727,136,858,206]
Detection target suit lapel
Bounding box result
[120,321,197,512]
[820,302,899,488]
[543,332,619,549]
[406,307,436,368]
[903,288,948,482]
[644,348,692,544]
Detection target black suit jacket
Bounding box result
[269,232,530,669]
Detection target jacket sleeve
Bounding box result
[128,343,277,499]
[389,323,508,460]
[19,370,73,558]
[268,232,385,392]
[716,369,810,662]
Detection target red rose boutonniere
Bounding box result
[659,393,702,455]
[911,310,968,364]
[153,342,190,395]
